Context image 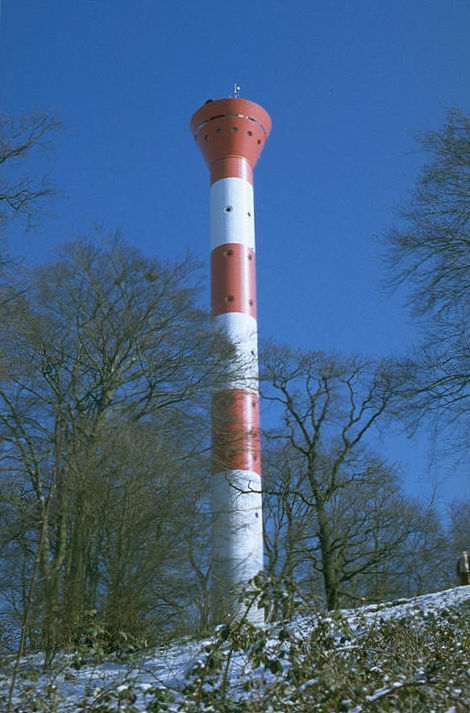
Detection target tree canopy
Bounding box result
[385,108,470,451]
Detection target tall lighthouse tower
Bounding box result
[190,94,271,621]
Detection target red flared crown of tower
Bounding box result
[190,98,272,173]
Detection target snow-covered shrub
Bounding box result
[180,595,470,712]
[2,588,470,712]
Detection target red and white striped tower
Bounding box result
[190,96,271,622]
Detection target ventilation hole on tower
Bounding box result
[204,134,209,141]
[225,206,233,213]
[247,211,252,217]
[248,253,253,260]
[216,128,223,134]
[257,139,261,144]
[231,126,238,133]
[228,450,236,458]
[255,512,259,518]
[251,349,256,356]
[225,295,235,302]
[247,130,253,136]
[249,299,254,306]
[252,400,257,407]
[225,249,233,256]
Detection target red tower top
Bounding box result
[190,98,272,183]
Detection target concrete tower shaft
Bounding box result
[191,96,271,623]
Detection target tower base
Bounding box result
[211,469,264,625]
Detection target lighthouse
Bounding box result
[190,94,271,622]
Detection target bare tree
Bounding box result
[262,435,448,611]
[260,342,411,609]
[0,110,60,387]
[385,108,470,449]
[0,234,231,653]
[448,500,470,553]
[0,111,59,230]
[0,109,59,356]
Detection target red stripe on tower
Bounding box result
[211,243,257,319]
[212,389,261,474]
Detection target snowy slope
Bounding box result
[2,585,470,712]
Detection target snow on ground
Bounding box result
[1,637,202,712]
[2,585,470,712]
[289,585,470,640]
[346,584,470,621]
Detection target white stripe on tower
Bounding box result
[190,97,271,622]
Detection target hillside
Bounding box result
[2,585,470,712]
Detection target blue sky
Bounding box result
[1,0,469,509]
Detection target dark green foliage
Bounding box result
[178,593,470,712]
[70,609,145,668]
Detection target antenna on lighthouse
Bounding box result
[232,83,241,98]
